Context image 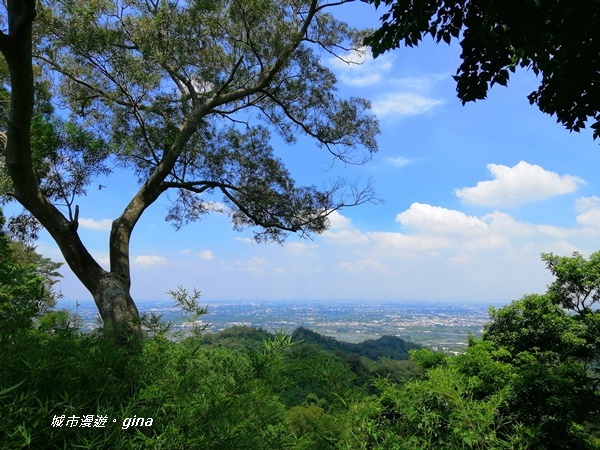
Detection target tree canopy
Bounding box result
[364,0,600,140]
[0,0,379,345]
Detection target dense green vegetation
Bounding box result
[291,327,422,361]
[2,217,600,448]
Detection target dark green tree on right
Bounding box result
[364,0,600,139]
[343,251,600,449]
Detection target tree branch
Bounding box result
[161,180,226,194]
[1,0,105,292]
[0,31,8,52]
[35,54,159,115]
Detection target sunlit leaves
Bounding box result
[33,0,379,244]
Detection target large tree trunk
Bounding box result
[93,273,142,348]
[0,2,144,350]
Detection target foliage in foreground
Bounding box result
[2,251,600,448]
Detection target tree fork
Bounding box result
[1,1,143,350]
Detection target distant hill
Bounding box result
[201,325,422,361]
[201,325,273,352]
[291,327,422,361]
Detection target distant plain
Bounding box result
[57,299,504,352]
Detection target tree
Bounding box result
[0,207,62,341]
[0,1,379,346]
[484,294,589,363]
[542,251,600,313]
[364,0,600,140]
[542,251,600,364]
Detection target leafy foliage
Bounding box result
[29,0,379,242]
[364,0,600,140]
[0,208,62,341]
[3,250,600,448]
[1,0,380,344]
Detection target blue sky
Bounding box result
[24,1,600,304]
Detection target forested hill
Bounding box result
[200,325,422,361]
[291,326,422,361]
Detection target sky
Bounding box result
[15,1,600,305]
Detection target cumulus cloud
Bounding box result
[329,48,442,118]
[327,210,353,229]
[134,255,167,266]
[323,211,369,244]
[575,196,600,213]
[79,218,112,231]
[576,208,600,228]
[396,203,487,235]
[573,196,600,230]
[320,201,581,261]
[372,93,443,117]
[455,161,585,207]
[204,201,228,213]
[329,47,393,87]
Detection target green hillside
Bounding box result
[291,326,422,361]
[3,243,600,448]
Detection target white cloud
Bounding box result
[191,78,214,94]
[329,47,393,87]
[397,203,487,236]
[372,93,443,117]
[324,228,370,245]
[327,210,352,229]
[386,156,413,168]
[455,161,585,207]
[318,202,587,264]
[323,211,369,244]
[329,49,443,118]
[318,201,582,261]
[576,208,600,228]
[134,255,167,267]
[79,218,112,231]
[575,196,600,213]
[574,196,600,230]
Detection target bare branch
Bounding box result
[161,180,227,194]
